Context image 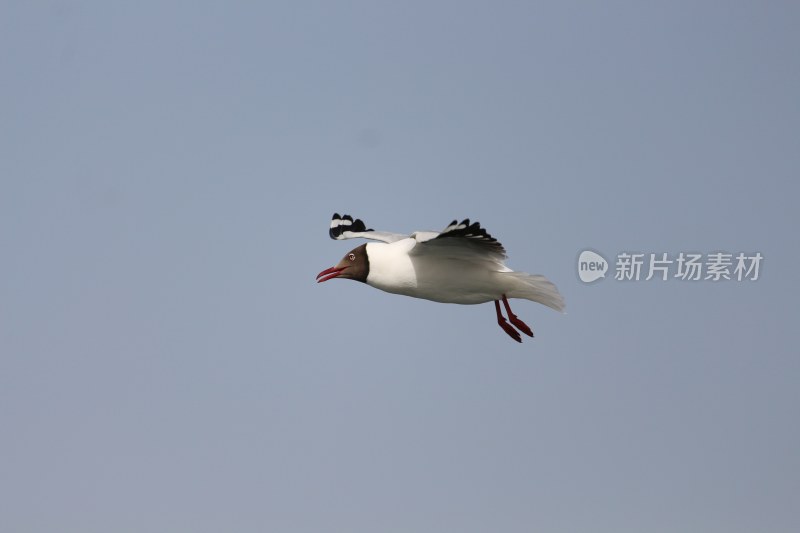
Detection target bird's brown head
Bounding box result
[316,243,369,283]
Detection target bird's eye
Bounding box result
[348,253,356,261]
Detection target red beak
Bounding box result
[316,266,346,283]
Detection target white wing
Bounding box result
[328,213,408,243]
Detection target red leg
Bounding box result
[502,295,534,337]
[495,300,522,343]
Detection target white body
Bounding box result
[364,240,564,310]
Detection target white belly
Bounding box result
[365,241,510,305]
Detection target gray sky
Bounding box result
[2,1,798,532]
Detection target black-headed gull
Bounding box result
[316,213,565,342]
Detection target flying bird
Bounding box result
[316,214,565,342]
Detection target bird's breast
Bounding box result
[364,240,419,294]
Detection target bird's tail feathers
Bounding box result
[505,273,565,312]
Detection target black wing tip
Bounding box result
[329,213,372,239]
[437,218,504,255]
[443,218,496,241]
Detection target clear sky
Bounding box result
[2,1,798,532]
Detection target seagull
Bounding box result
[316,213,565,343]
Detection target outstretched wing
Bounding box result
[328,213,408,243]
[411,219,508,265]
